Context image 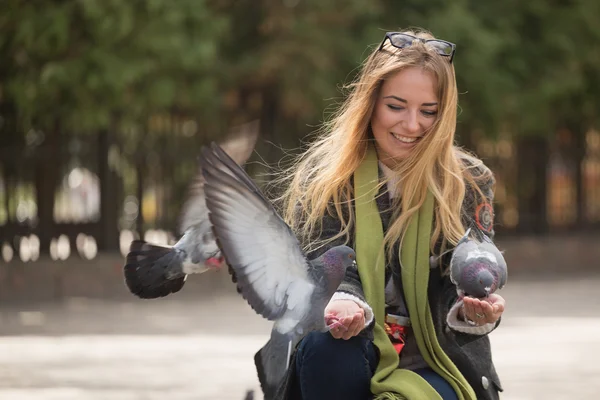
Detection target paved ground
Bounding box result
[0,272,599,400]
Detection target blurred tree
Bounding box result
[474,0,600,232]
[1,0,600,245]
[0,0,229,251]
[210,0,381,163]
[376,0,600,232]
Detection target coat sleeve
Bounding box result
[446,161,502,336]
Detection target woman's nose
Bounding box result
[403,112,420,134]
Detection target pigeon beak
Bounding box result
[352,260,357,267]
[484,287,491,294]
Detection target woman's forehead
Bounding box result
[381,67,439,103]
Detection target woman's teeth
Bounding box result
[392,132,418,143]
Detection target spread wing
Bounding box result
[178,120,260,234]
[200,143,315,321]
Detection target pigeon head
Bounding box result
[319,245,356,294]
[461,263,497,298]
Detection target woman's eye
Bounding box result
[421,110,438,117]
[387,104,403,111]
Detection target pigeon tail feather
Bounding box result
[254,329,292,400]
[124,240,186,299]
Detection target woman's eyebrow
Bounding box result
[383,95,438,107]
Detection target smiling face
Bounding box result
[370,67,439,167]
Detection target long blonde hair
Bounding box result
[280,28,489,261]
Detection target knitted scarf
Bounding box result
[353,145,476,400]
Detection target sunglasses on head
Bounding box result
[379,32,456,63]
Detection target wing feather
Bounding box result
[200,144,315,321]
[179,121,259,234]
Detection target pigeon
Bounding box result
[123,121,259,299]
[199,142,356,399]
[449,228,508,299]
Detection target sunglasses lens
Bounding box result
[382,33,455,62]
[388,34,415,49]
[426,41,454,56]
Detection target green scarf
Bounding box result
[353,145,477,400]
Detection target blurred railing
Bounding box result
[1,128,600,266]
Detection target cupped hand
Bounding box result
[324,299,365,340]
[462,293,505,325]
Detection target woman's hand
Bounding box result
[462,294,505,325]
[325,299,365,340]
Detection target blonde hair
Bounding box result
[279,28,490,263]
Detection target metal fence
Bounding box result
[1,128,599,264]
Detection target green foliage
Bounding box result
[2,0,599,236]
[1,0,228,132]
[3,0,599,142]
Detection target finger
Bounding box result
[330,327,343,339]
[344,319,360,339]
[462,298,474,320]
[344,314,364,339]
[356,307,365,319]
[324,312,338,323]
[329,316,350,332]
[324,314,337,327]
[336,320,350,332]
[464,296,478,309]
[473,301,486,325]
[332,322,348,338]
[464,297,477,315]
[481,301,493,316]
[355,310,366,325]
[326,320,341,331]
[493,302,505,315]
[340,315,359,339]
[326,315,349,333]
[480,301,495,324]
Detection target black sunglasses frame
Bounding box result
[378,32,456,63]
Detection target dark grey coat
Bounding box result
[258,159,504,400]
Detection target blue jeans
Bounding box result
[295,331,458,400]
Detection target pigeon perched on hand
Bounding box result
[123,121,259,299]
[200,143,356,398]
[449,228,507,299]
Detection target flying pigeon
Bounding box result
[200,142,356,399]
[449,228,508,299]
[123,121,259,299]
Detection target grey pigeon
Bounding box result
[123,121,259,299]
[449,228,508,298]
[200,143,356,399]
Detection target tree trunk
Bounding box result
[34,123,61,255]
[2,166,9,224]
[97,129,120,252]
[516,136,549,234]
[136,159,145,237]
[571,128,587,226]
[259,86,278,166]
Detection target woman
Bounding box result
[258,29,506,400]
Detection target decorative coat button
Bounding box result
[481,376,490,390]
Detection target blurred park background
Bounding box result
[1,1,600,399]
